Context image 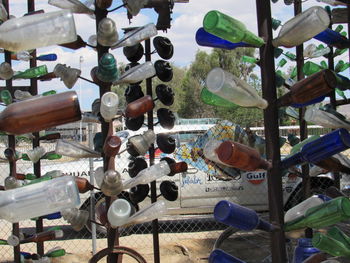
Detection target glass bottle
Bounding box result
[214,200,275,231]
[55,139,101,158]
[312,232,350,257]
[304,107,350,130]
[127,129,156,156]
[315,156,350,174]
[0,62,14,80]
[19,229,64,244]
[13,65,48,79]
[209,249,246,263]
[125,95,155,118]
[97,17,119,47]
[272,6,330,48]
[335,73,350,90]
[195,27,253,50]
[112,23,157,49]
[100,170,123,196]
[122,0,148,16]
[289,135,320,156]
[293,238,320,263]
[0,10,77,52]
[301,252,328,263]
[107,199,132,228]
[335,60,350,73]
[0,176,80,223]
[37,54,57,61]
[11,51,32,61]
[22,146,46,163]
[44,247,66,258]
[61,207,89,231]
[59,35,86,50]
[215,140,271,171]
[48,0,94,16]
[303,43,331,58]
[103,135,122,157]
[53,63,81,89]
[206,67,268,109]
[100,92,119,122]
[203,10,265,47]
[277,70,337,107]
[314,28,350,49]
[4,176,23,190]
[123,161,171,190]
[200,87,238,108]
[114,62,156,85]
[284,197,350,232]
[123,200,167,226]
[284,194,331,223]
[0,90,12,105]
[74,177,94,193]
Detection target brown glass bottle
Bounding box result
[103,135,121,157]
[216,141,271,171]
[74,177,94,194]
[20,230,61,244]
[96,0,113,9]
[95,199,108,226]
[302,252,328,263]
[315,156,350,174]
[325,186,346,198]
[277,69,337,107]
[59,35,86,50]
[169,162,188,176]
[38,132,61,141]
[124,95,155,118]
[0,91,81,135]
[37,72,57,81]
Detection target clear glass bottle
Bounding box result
[272,6,330,48]
[114,62,156,85]
[61,207,89,231]
[0,62,13,80]
[0,10,77,52]
[205,67,268,109]
[48,0,94,16]
[107,199,132,228]
[55,139,101,158]
[304,107,350,130]
[97,17,119,47]
[203,10,265,47]
[100,92,119,122]
[112,23,157,49]
[100,170,123,196]
[0,176,80,223]
[123,161,170,190]
[127,129,156,156]
[53,64,81,89]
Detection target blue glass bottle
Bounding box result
[195,28,253,50]
[214,200,274,232]
[281,128,350,168]
[37,54,57,61]
[209,249,246,263]
[314,28,350,49]
[291,96,325,108]
[336,73,350,91]
[293,238,320,263]
[44,212,62,220]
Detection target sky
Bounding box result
[0,0,348,111]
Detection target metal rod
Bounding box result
[89,123,97,255]
[145,38,161,263]
[256,1,287,262]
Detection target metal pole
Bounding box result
[89,123,97,255]
[145,38,161,263]
[256,1,287,262]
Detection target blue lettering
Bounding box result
[181,175,203,187]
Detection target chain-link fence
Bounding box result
[1,120,349,262]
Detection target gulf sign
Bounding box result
[246,171,266,185]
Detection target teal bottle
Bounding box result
[200,87,238,109]
[0,90,12,105]
[96,53,119,82]
[13,65,48,79]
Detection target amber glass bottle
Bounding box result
[124,95,155,118]
[0,91,81,135]
[277,70,337,107]
[216,141,271,171]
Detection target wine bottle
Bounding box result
[0,91,81,135]
[37,54,57,61]
[0,10,77,52]
[206,67,268,109]
[314,157,350,174]
[314,28,350,49]
[202,10,265,47]
[272,6,330,48]
[284,197,350,232]
[277,70,337,107]
[195,27,253,50]
[214,200,275,232]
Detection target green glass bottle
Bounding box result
[271,18,281,31]
[287,134,300,147]
[284,197,350,232]
[336,88,347,100]
[327,226,350,246]
[290,67,297,79]
[320,61,328,69]
[23,173,37,180]
[45,248,66,258]
[200,87,238,109]
[335,60,350,73]
[203,10,265,47]
[312,232,350,257]
[241,55,259,64]
[13,65,48,79]
[0,239,7,245]
[302,61,323,76]
[42,151,62,160]
[0,89,12,105]
[334,48,347,58]
[277,58,287,68]
[335,25,344,33]
[290,135,320,155]
[42,90,56,96]
[24,176,52,186]
[274,48,284,58]
[284,51,296,61]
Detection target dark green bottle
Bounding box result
[312,232,350,257]
[285,197,350,232]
